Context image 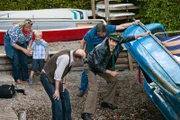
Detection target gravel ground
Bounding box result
[0,41,165,120]
[0,70,165,120]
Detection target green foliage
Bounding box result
[134,0,180,31]
[0,0,90,10]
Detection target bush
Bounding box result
[133,0,180,31]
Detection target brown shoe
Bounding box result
[76,91,85,97]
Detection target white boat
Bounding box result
[96,2,137,10]
[0,8,90,20]
[96,11,135,20]
[0,19,106,44]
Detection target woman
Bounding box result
[4,19,33,84]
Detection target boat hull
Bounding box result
[0,19,107,44]
[0,27,90,44]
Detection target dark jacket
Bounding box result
[87,36,135,73]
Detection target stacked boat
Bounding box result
[96,1,137,20]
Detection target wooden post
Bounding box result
[127,52,133,71]
[91,0,96,19]
[104,0,110,24]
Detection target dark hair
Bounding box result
[96,23,106,33]
[73,50,82,59]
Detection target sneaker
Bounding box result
[149,82,157,88]
[81,113,93,120]
[76,91,85,97]
[101,102,118,110]
[28,77,33,85]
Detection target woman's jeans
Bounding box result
[12,47,28,81]
[40,74,72,120]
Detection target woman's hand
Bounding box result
[23,49,31,56]
[53,90,60,100]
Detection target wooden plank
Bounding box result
[118,51,128,57]
[110,15,137,20]
[104,0,110,24]
[76,23,96,27]
[91,0,96,19]
[116,58,128,64]
[127,52,133,71]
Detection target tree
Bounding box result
[134,0,180,31]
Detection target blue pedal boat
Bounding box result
[123,23,180,120]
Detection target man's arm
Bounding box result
[121,31,151,43]
[134,31,151,39]
[53,55,69,99]
[116,20,140,31]
[13,44,30,55]
[80,38,86,49]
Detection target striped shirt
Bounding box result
[31,39,48,59]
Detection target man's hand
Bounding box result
[53,90,60,100]
[135,31,151,39]
[106,70,119,77]
[144,31,151,36]
[63,83,66,92]
[110,71,119,77]
[132,20,140,25]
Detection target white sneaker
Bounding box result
[149,82,157,88]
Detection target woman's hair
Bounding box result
[96,23,106,33]
[34,30,42,36]
[19,19,33,29]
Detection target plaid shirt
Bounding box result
[8,24,32,45]
[31,39,48,59]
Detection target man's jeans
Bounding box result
[40,74,72,120]
[12,47,28,81]
[80,70,88,93]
